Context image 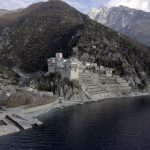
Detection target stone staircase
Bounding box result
[79,71,131,101]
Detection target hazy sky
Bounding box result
[63,0,107,12]
[0,0,150,13]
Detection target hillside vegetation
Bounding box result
[0,0,149,88]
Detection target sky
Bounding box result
[0,0,150,13]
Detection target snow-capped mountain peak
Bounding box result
[88,5,150,47]
[88,6,110,24]
[88,8,100,19]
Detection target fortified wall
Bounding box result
[47,53,80,80]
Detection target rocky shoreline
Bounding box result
[0,90,149,137]
[25,92,150,118]
[0,66,149,137]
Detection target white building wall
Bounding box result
[48,64,56,73]
[106,70,113,77]
[56,53,63,59]
[70,69,79,80]
[47,54,80,80]
[57,69,79,80]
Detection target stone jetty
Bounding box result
[0,118,20,136]
[0,110,42,136]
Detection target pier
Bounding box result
[0,118,20,136]
[0,112,42,136]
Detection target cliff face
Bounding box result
[0,0,149,88]
[0,65,20,85]
[36,73,89,101]
[0,85,54,108]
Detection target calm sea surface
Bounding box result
[0,96,150,150]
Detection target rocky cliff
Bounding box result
[36,73,89,101]
[0,85,54,108]
[0,65,20,85]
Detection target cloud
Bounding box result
[0,0,47,10]
[1,0,149,13]
[106,0,150,12]
[62,0,107,13]
[0,0,107,13]
[62,0,88,12]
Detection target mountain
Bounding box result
[0,3,44,28]
[88,6,150,47]
[0,0,150,88]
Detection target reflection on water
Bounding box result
[0,96,150,150]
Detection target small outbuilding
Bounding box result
[106,68,114,77]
